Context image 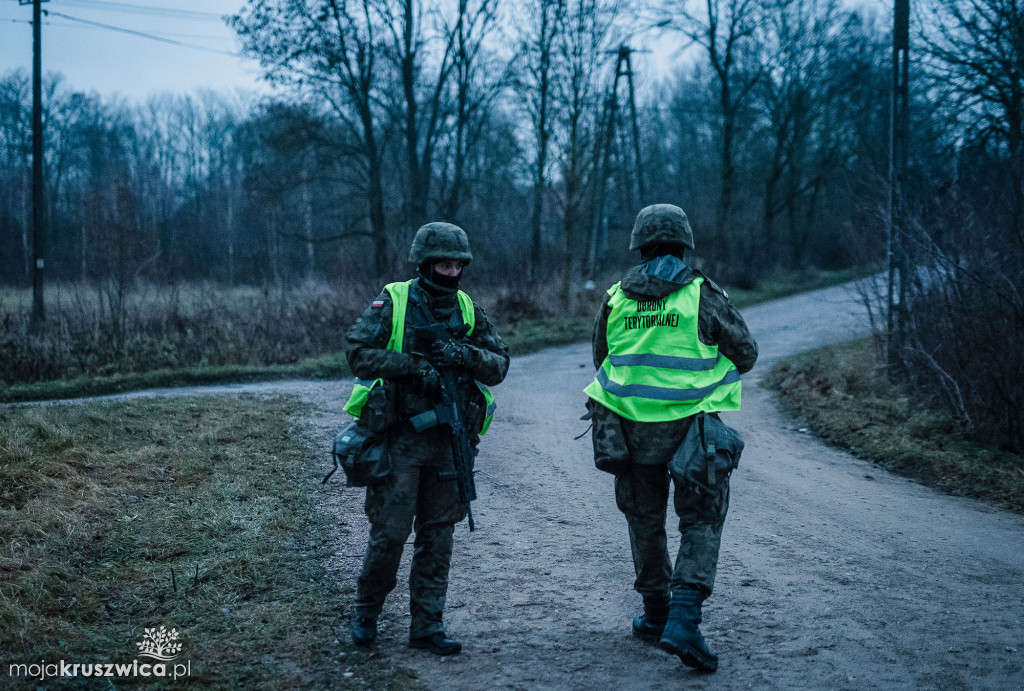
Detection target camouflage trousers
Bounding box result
[355,427,468,638]
[613,415,730,599]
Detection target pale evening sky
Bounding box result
[0,0,265,101]
[0,0,890,104]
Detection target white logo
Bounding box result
[135,627,183,661]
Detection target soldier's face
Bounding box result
[434,260,465,277]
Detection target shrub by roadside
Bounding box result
[0,395,421,689]
[763,338,1024,512]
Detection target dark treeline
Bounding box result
[1,0,1022,452]
[1,0,895,294]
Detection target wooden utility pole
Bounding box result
[22,0,49,325]
[887,0,910,374]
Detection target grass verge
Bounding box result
[0,395,421,689]
[763,338,1024,512]
[0,266,873,404]
[0,353,351,405]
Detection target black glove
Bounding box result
[431,340,476,369]
[413,359,441,394]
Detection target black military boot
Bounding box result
[351,615,378,646]
[659,588,718,672]
[409,631,462,656]
[632,593,670,644]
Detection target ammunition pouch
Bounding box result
[668,412,743,492]
[332,423,392,487]
[587,398,631,474]
[360,382,393,435]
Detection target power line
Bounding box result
[3,15,232,41]
[60,0,226,22]
[48,11,240,56]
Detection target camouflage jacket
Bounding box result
[592,257,758,374]
[346,280,510,427]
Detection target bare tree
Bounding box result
[555,0,618,296]
[518,0,566,277]
[657,0,765,262]
[380,0,454,229]
[232,0,390,276]
[923,0,1024,251]
[0,70,32,282]
[436,0,505,221]
[756,0,843,269]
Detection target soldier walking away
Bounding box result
[584,204,757,672]
[343,222,509,655]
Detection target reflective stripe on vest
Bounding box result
[583,277,741,422]
[343,280,495,434]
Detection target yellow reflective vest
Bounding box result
[343,280,496,435]
[584,277,741,422]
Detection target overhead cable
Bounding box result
[48,11,240,57]
[60,0,225,22]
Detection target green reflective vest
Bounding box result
[584,277,741,422]
[343,280,496,435]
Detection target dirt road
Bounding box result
[30,281,1024,688]
[313,281,1024,690]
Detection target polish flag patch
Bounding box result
[371,300,385,308]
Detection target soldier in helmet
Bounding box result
[584,204,757,672]
[344,222,509,655]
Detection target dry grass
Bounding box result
[0,395,421,689]
[764,338,1024,512]
[0,281,362,386]
[0,267,870,405]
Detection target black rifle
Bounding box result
[409,322,478,531]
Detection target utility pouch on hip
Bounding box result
[586,398,631,474]
[331,422,392,487]
[360,383,392,435]
[668,412,744,492]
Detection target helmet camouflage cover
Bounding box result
[629,204,695,252]
[408,222,473,265]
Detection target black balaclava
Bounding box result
[417,260,462,296]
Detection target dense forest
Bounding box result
[1,0,1021,450]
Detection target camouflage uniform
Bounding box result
[591,260,757,599]
[346,280,509,638]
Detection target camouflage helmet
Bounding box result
[628,204,694,252]
[408,222,473,265]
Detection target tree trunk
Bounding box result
[715,80,735,259]
[303,173,315,281]
[367,147,388,278]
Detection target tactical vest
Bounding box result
[584,277,741,422]
[343,280,496,435]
